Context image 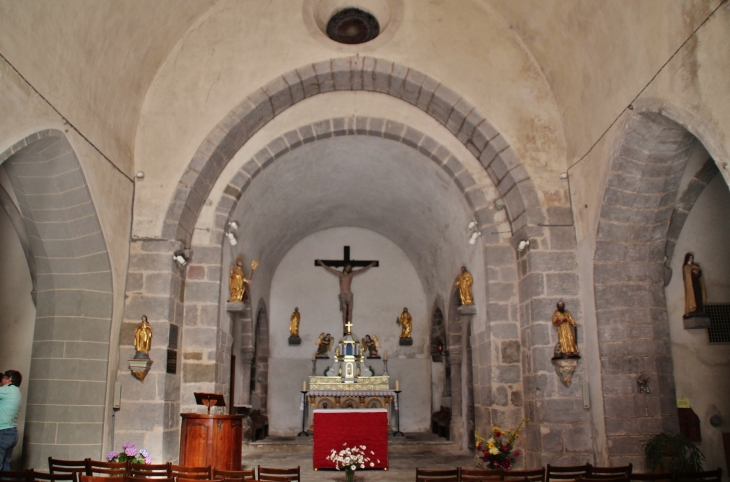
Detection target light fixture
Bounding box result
[559,173,568,179]
[467,221,478,230]
[228,221,238,230]
[173,248,192,266]
[226,232,238,246]
[518,239,530,251]
[135,171,145,179]
[469,231,482,245]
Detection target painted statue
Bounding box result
[316,260,376,331]
[133,315,152,357]
[315,333,334,357]
[361,334,380,357]
[399,307,412,339]
[682,253,706,318]
[289,307,301,337]
[228,257,258,302]
[552,301,579,355]
[455,266,474,305]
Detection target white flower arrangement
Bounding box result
[326,443,376,474]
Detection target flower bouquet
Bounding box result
[107,442,152,464]
[475,418,527,470]
[326,443,376,482]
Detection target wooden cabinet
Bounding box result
[179,414,243,470]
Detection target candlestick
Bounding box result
[395,380,400,391]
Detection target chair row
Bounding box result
[415,465,723,482]
[46,458,300,482]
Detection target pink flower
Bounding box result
[502,458,512,470]
[514,451,521,457]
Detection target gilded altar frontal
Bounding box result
[1,0,729,475]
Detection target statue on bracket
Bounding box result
[315,333,334,358]
[455,266,474,305]
[134,315,152,358]
[682,252,706,318]
[551,300,581,387]
[228,257,258,302]
[288,307,301,345]
[398,307,413,346]
[361,334,380,358]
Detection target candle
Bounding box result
[383,352,387,361]
[303,381,307,391]
[395,380,400,391]
[312,352,316,361]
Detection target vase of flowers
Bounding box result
[475,418,527,470]
[107,442,152,465]
[326,443,376,482]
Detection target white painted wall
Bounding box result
[267,227,430,435]
[666,175,730,474]
[0,204,36,469]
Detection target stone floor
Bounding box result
[242,432,475,482]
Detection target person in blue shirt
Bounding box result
[0,370,22,472]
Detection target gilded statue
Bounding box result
[361,334,380,357]
[315,333,334,357]
[399,307,412,339]
[133,315,152,357]
[455,266,474,305]
[228,257,259,302]
[316,260,376,332]
[682,253,706,318]
[289,307,301,337]
[552,301,579,355]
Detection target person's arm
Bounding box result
[352,261,377,276]
[317,259,341,276]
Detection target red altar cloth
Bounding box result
[312,409,389,470]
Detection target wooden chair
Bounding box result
[629,473,672,482]
[577,476,629,482]
[48,458,89,477]
[546,464,591,482]
[212,469,256,481]
[170,466,212,480]
[256,466,300,482]
[85,460,128,477]
[0,470,35,482]
[675,469,722,482]
[589,465,632,478]
[415,468,460,482]
[504,468,546,482]
[178,478,217,482]
[33,472,79,482]
[79,475,124,482]
[122,477,172,482]
[459,468,504,482]
[128,463,170,478]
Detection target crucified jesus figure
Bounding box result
[316,260,376,332]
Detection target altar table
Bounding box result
[312,409,389,470]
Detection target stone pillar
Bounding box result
[227,301,253,405]
[449,305,476,447]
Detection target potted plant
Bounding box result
[642,432,704,473]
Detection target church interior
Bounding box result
[1,0,729,479]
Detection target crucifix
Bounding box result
[315,246,379,334]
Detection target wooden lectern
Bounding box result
[179,392,243,470]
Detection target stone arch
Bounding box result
[593,111,706,465]
[163,56,545,245]
[0,130,114,467]
[210,117,499,243]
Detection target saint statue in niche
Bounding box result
[682,253,706,318]
[455,266,474,305]
[289,307,301,337]
[133,315,152,358]
[398,307,412,339]
[552,301,579,356]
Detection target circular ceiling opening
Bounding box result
[326,8,380,44]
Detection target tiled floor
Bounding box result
[243,433,475,482]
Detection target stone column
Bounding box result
[227,301,254,405]
[450,304,476,447]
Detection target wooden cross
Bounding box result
[313,246,379,269]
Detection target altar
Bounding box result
[306,322,395,429]
[312,409,389,469]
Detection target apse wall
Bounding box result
[665,175,730,474]
[267,227,429,435]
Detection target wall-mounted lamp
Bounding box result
[467,221,478,230]
[225,221,239,245]
[135,171,145,179]
[172,248,192,266]
[469,231,482,245]
[559,173,568,180]
[518,239,530,251]
[637,374,650,394]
